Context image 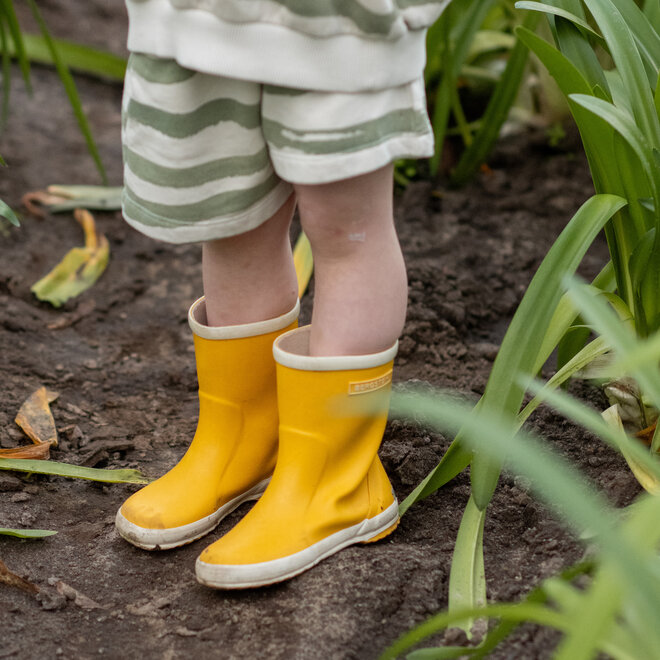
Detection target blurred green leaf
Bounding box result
[0,457,150,484]
[0,527,56,538]
[25,0,107,183]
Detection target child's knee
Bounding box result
[294,166,395,257]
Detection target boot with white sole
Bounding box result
[115,296,299,550]
[195,325,399,588]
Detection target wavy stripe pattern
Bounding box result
[168,0,451,38]
[122,54,433,242]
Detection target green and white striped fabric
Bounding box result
[122,55,433,244]
[125,0,453,92]
[168,0,452,39]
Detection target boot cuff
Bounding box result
[189,297,300,339]
[273,326,398,371]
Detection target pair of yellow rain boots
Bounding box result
[115,297,399,588]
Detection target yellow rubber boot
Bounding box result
[115,297,299,550]
[195,325,399,588]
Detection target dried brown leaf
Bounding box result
[15,386,59,447]
[636,421,658,447]
[0,559,39,595]
[0,443,52,459]
[21,190,70,218]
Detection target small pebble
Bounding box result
[11,492,30,503]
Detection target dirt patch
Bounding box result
[0,3,641,658]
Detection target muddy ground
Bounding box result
[0,2,641,659]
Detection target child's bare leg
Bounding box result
[294,164,407,356]
[202,193,299,326]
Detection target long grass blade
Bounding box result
[0,0,30,90]
[0,457,150,484]
[583,0,660,148]
[566,278,660,409]
[515,2,603,41]
[470,194,626,509]
[15,33,126,81]
[25,0,107,183]
[392,390,660,621]
[451,11,541,185]
[448,494,486,638]
[0,527,56,538]
[0,198,19,226]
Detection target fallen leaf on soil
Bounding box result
[0,528,57,539]
[31,209,109,308]
[0,559,39,594]
[22,184,122,217]
[14,386,59,447]
[21,190,69,218]
[50,578,103,610]
[0,443,52,459]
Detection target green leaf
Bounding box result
[628,228,658,336]
[523,378,660,493]
[570,94,660,208]
[518,336,611,425]
[556,320,591,373]
[398,437,472,516]
[555,16,610,95]
[583,0,660,149]
[24,0,107,183]
[0,527,57,538]
[514,2,603,41]
[403,195,626,516]
[451,11,541,185]
[534,261,615,375]
[0,458,151,484]
[380,601,569,660]
[515,24,593,97]
[0,0,31,90]
[392,390,660,618]
[16,33,126,81]
[470,194,627,510]
[448,495,486,638]
[0,198,19,226]
[611,0,660,75]
[566,278,660,410]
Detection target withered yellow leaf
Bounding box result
[31,209,109,308]
[14,386,59,448]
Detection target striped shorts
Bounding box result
[122,54,434,244]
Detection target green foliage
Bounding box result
[516,0,660,340]
[382,288,660,657]
[417,0,547,183]
[403,0,660,642]
[0,0,126,188]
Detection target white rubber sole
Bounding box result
[195,499,399,589]
[114,478,270,551]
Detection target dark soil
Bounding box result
[0,3,641,659]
